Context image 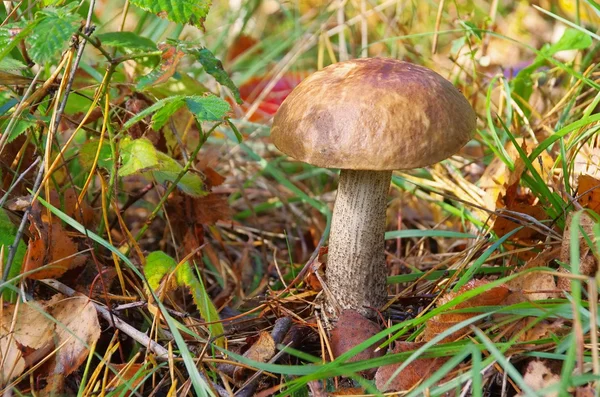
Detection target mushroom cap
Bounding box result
[271,58,476,170]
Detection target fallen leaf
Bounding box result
[518,359,561,397]
[106,363,146,396]
[493,178,548,243]
[22,221,80,279]
[479,138,553,212]
[63,187,94,227]
[374,342,446,392]
[506,248,561,302]
[423,280,510,342]
[330,309,384,378]
[43,294,101,392]
[233,331,276,385]
[0,301,55,385]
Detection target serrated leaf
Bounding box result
[188,47,241,104]
[145,251,177,290]
[95,32,157,52]
[154,151,206,196]
[185,95,230,121]
[0,209,27,301]
[80,139,113,170]
[0,22,35,62]
[119,138,205,196]
[4,116,36,143]
[119,137,159,176]
[144,251,224,347]
[0,57,27,72]
[26,7,80,64]
[129,0,212,27]
[151,97,185,130]
[122,96,183,131]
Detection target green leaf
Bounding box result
[5,115,36,143]
[95,31,157,52]
[0,57,27,72]
[79,139,113,170]
[151,97,185,130]
[512,28,593,102]
[26,6,80,64]
[129,0,212,27]
[154,151,206,196]
[145,250,177,290]
[0,22,35,62]
[185,95,230,122]
[144,251,225,347]
[119,137,159,176]
[119,138,205,196]
[0,209,27,301]
[187,48,241,104]
[225,118,242,143]
[122,96,183,131]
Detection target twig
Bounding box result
[41,278,169,358]
[0,156,40,207]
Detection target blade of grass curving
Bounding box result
[454,227,521,290]
[473,327,538,395]
[387,266,514,284]
[385,229,476,239]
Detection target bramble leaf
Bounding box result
[129,0,212,28]
[95,31,157,52]
[187,48,242,103]
[119,137,160,176]
[144,251,225,346]
[185,95,230,121]
[26,6,80,64]
[119,137,205,196]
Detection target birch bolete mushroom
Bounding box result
[271,58,476,318]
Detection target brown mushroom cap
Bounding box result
[271,58,476,170]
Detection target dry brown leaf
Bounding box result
[423,279,510,342]
[493,179,548,243]
[578,174,600,214]
[479,138,553,212]
[518,359,561,397]
[43,294,101,392]
[22,221,79,279]
[0,301,55,386]
[63,187,94,227]
[374,342,446,392]
[575,385,596,397]
[506,248,561,302]
[233,331,276,385]
[518,319,565,342]
[330,309,384,378]
[106,363,145,397]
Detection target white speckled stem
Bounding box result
[326,169,391,318]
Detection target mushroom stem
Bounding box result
[326,169,391,318]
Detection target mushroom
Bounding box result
[271,58,476,318]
